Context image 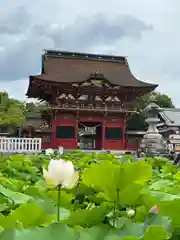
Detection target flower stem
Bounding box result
[116,189,119,210]
[113,189,120,228]
[57,184,62,222]
[113,201,116,227]
[73,171,81,210]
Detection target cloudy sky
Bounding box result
[0,0,180,106]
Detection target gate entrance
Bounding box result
[78,122,102,150]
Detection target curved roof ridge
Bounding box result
[123,58,157,87]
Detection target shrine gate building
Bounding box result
[26,50,158,150]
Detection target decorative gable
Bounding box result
[80,69,112,88]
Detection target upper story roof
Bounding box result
[29,49,158,88]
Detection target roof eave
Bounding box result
[28,75,159,90]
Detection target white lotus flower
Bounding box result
[126,209,135,217]
[43,159,78,188]
[45,148,54,155]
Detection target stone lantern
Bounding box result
[140,103,167,156]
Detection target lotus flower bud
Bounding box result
[45,148,54,155]
[126,209,135,217]
[43,159,78,188]
[149,205,159,214]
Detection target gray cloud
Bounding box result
[0,0,180,106]
[0,7,31,35]
[50,14,153,50]
[0,36,54,81]
[0,7,152,81]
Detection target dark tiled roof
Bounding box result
[159,108,180,127]
[29,50,158,88]
[23,116,42,129]
[23,116,51,132]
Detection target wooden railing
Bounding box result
[0,137,42,153]
[52,103,136,113]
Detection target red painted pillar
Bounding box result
[75,119,78,149]
[51,110,56,149]
[101,121,105,150]
[123,117,127,149]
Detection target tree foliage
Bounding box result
[133,91,174,111]
[0,92,49,134]
[127,91,174,131]
[0,92,25,129]
[24,102,48,118]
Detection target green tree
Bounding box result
[130,91,174,113]
[0,92,25,133]
[151,92,174,108]
[24,102,48,117]
[127,91,174,130]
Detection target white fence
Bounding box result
[0,137,42,153]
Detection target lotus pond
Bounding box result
[0,152,179,239]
